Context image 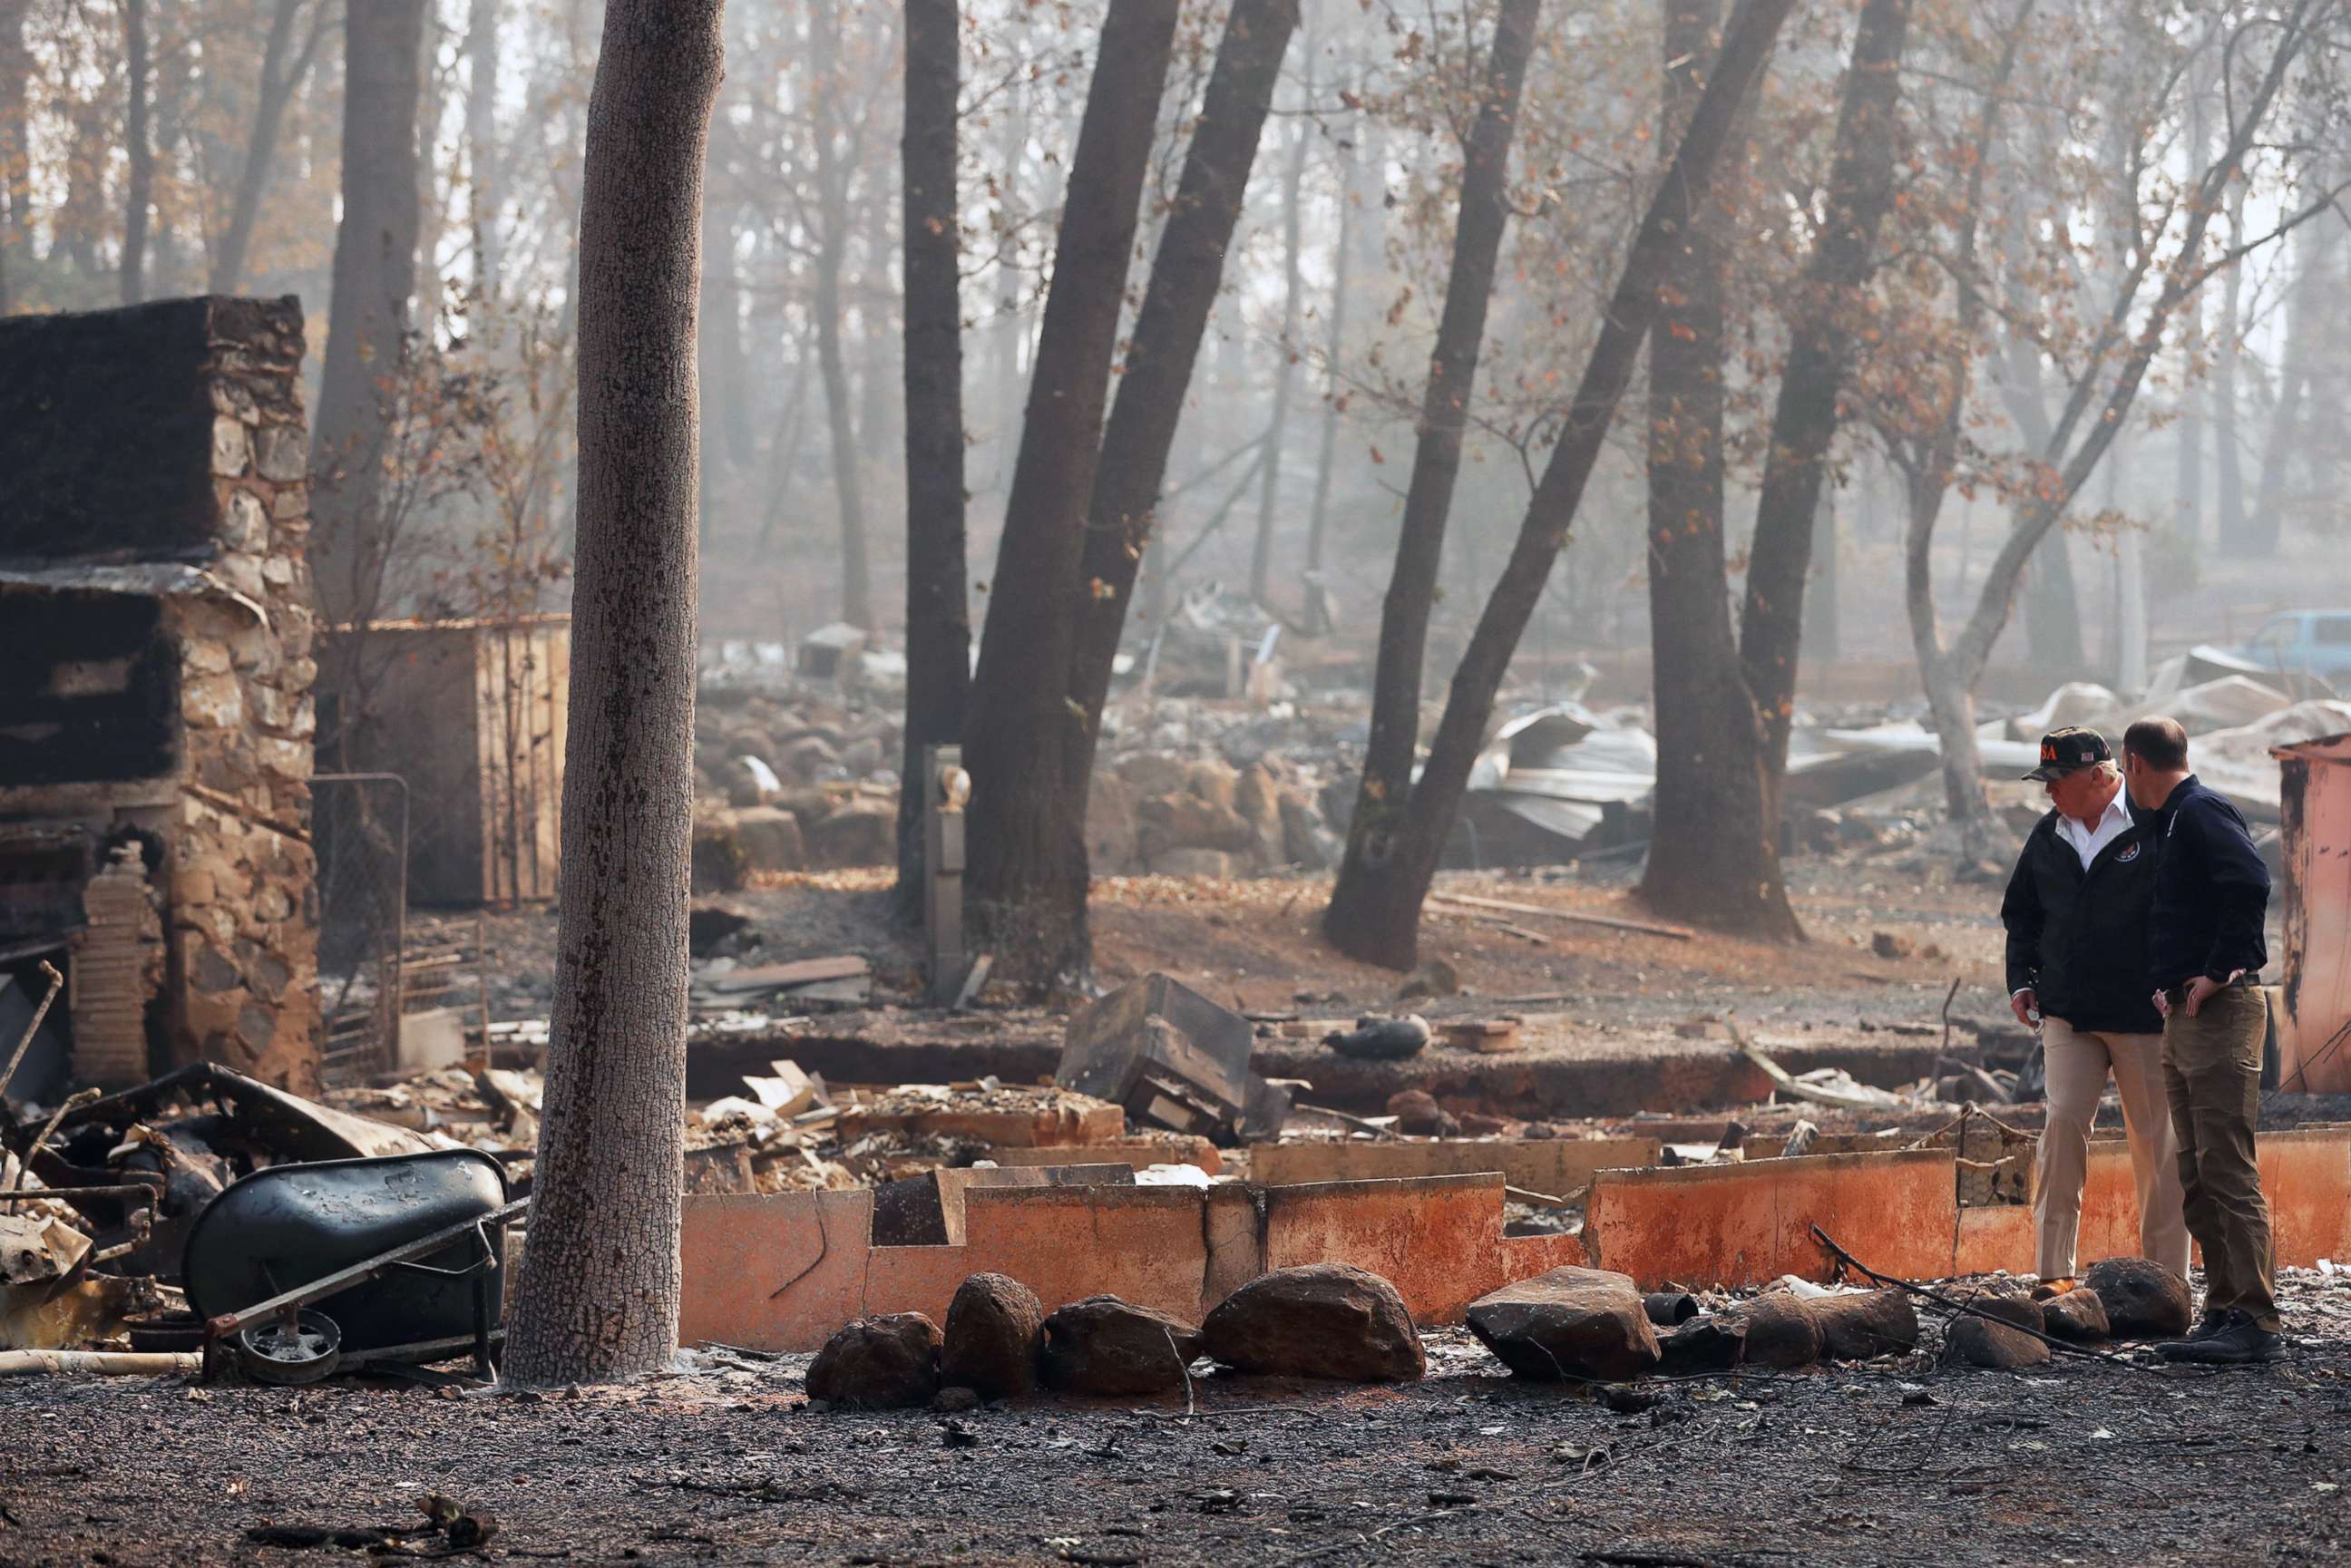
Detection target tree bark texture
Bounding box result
[963,0,1180,988]
[1247,100,1312,604]
[210,0,325,296]
[1327,0,1537,959]
[0,0,25,313]
[1638,0,1798,940]
[502,0,722,1388]
[1305,103,1358,574]
[120,0,151,305]
[1735,0,1909,799]
[1063,0,1301,794]
[309,0,427,626]
[894,0,971,911]
[1325,0,1796,969]
[2213,178,2249,550]
[467,0,503,299]
[809,2,873,630]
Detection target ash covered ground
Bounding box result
[5,1279,2348,1568]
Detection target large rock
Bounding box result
[1154,847,1238,879]
[690,813,749,893]
[1385,1089,1458,1137]
[1942,1296,2050,1369]
[941,1272,1044,1399]
[1086,774,1143,876]
[1137,793,1254,859]
[781,733,843,781]
[1810,1290,1919,1361]
[1232,765,1288,869]
[1201,1264,1425,1384]
[1279,794,1333,869]
[1465,1267,1661,1382]
[805,798,894,868]
[2081,1257,2193,1339]
[730,806,805,874]
[1185,759,1239,812]
[1116,753,1191,799]
[806,1313,942,1408]
[1040,1296,1204,1397]
[2041,1288,2111,1342]
[1730,1291,1823,1369]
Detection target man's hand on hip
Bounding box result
[2010,989,2039,1029]
[2182,970,2245,1018]
[2153,988,2172,1020]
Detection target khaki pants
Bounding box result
[2162,982,2278,1330]
[2033,1019,2190,1280]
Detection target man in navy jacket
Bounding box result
[2123,716,2278,1364]
[2002,727,2187,1281]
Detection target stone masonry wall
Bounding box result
[166,298,321,1090]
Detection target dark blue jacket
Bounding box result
[2147,774,2269,991]
[2001,800,2163,1035]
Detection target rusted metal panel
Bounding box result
[2276,735,2351,1092]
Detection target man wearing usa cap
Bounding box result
[2000,726,2190,1284]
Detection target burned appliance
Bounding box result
[1058,972,1292,1143]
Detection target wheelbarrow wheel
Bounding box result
[237,1310,343,1386]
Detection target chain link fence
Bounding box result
[312,772,407,1087]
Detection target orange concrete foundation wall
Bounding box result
[1583,1150,1956,1290]
[1263,1174,1506,1324]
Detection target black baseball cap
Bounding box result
[2023,726,2111,783]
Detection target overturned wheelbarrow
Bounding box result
[181,1150,524,1384]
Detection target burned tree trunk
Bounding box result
[1328,0,1538,961]
[309,0,427,626]
[1063,0,1302,794]
[1247,103,1312,605]
[894,0,970,911]
[502,0,722,1388]
[210,0,326,297]
[1637,0,1798,941]
[1305,103,1358,574]
[1736,0,1910,799]
[466,0,503,300]
[120,0,151,305]
[810,1,873,631]
[0,0,24,313]
[963,0,1181,988]
[1326,0,1796,969]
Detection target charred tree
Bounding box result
[1326,0,1797,969]
[894,0,971,911]
[210,0,327,296]
[120,0,151,305]
[1637,0,1800,940]
[1329,0,1538,953]
[2214,178,2250,550]
[502,0,723,1388]
[1247,97,1312,605]
[1736,0,1910,800]
[809,0,874,630]
[0,0,24,312]
[963,0,1181,988]
[310,0,427,626]
[1064,0,1302,794]
[1305,97,1358,574]
[466,0,503,300]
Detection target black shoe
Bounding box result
[2156,1311,2281,1364]
[2187,1310,2230,1342]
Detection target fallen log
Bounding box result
[1426,891,1694,940]
[0,1349,200,1378]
